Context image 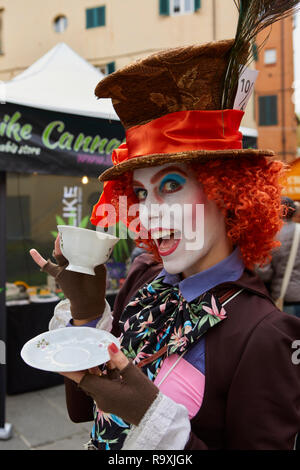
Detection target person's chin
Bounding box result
[161,243,187,275]
[162,243,207,277]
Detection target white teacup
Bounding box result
[57,225,119,276]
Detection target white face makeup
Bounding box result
[132,163,227,276]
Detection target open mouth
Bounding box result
[151,229,181,257]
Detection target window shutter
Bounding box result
[86,8,94,28]
[259,96,266,125]
[96,6,106,26]
[107,61,115,74]
[194,0,201,11]
[159,0,170,16]
[252,43,258,62]
[269,95,278,125]
[259,95,278,126]
[86,6,105,28]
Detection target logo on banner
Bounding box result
[62,186,83,225]
[52,186,88,239]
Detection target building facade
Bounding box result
[255,16,298,163]
[0,0,256,133]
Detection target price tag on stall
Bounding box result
[233,67,259,111]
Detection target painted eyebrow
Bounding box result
[150,166,188,184]
[132,180,145,187]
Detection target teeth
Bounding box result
[151,229,174,240]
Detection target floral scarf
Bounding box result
[89,275,229,450]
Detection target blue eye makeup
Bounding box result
[159,173,186,193]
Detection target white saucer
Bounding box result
[21,327,120,372]
[30,294,60,303]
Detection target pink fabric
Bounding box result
[154,355,205,419]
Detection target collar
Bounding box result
[215,267,273,301]
[156,247,245,302]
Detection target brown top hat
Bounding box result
[95,39,274,182]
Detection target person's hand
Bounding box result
[60,366,102,384]
[29,236,107,322]
[67,343,159,426]
[30,235,67,270]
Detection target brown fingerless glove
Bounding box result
[42,252,107,321]
[78,362,159,426]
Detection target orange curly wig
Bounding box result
[91,156,285,269]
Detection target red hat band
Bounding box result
[112,109,244,165]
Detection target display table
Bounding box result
[6,292,117,395]
[6,299,63,394]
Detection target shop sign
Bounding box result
[0,103,125,177]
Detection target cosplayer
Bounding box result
[30,1,300,450]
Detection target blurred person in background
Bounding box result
[257,197,300,318]
[292,201,300,223]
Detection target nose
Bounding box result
[139,191,161,231]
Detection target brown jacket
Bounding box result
[65,256,300,450]
[186,269,300,449]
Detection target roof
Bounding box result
[4,42,118,120]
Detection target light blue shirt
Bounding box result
[157,247,245,302]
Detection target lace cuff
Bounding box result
[122,392,190,450]
[48,298,113,331]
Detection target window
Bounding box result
[159,0,200,16]
[171,0,194,15]
[86,6,106,28]
[259,95,278,126]
[264,48,277,65]
[97,61,115,75]
[53,15,68,33]
[0,9,4,53]
[106,61,115,74]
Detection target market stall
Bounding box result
[0,43,125,438]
